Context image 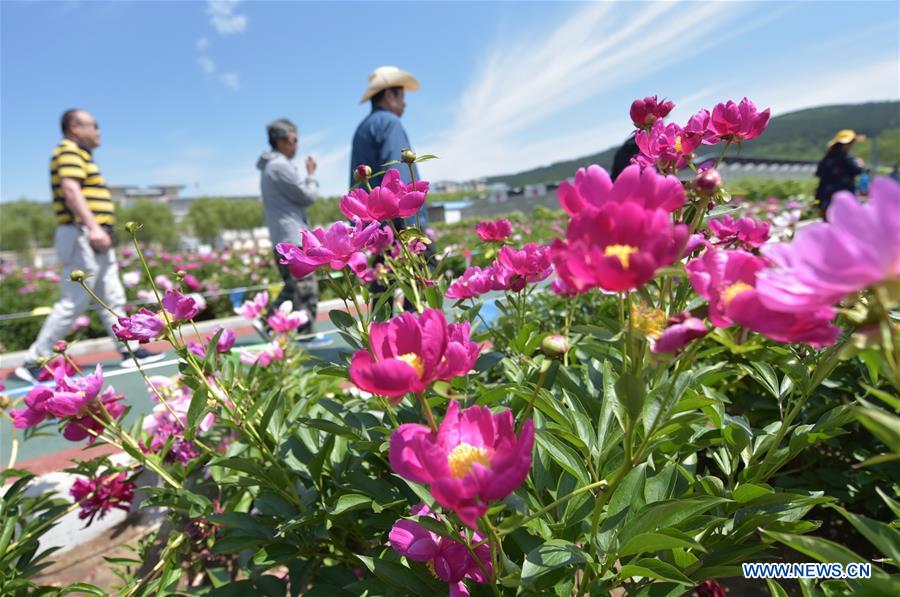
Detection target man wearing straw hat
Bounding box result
[814,129,865,219]
[350,66,427,227]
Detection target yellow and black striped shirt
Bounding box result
[51,138,115,225]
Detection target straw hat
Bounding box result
[359,66,420,104]
[827,129,865,148]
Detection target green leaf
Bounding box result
[619,558,694,585]
[521,539,591,582]
[876,487,900,520]
[185,385,208,441]
[767,579,790,597]
[761,529,865,565]
[332,494,372,515]
[733,483,774,503]
[328,309,356,331]
[852,404,900,452]
[356,555,437,595]
[831,506,900,564]
[535,429,590,484]
[616,372,646,420]
[619,532,705,557]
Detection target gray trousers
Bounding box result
[27,225,128,361]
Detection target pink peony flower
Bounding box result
[551,200,689,293]
[705,97,770,144]
[686,249,839,348]
[349,309,480,402]
[558,165,685,216]
[630,95,675,129]
[634,120,702,171]
[390,401,535,528]
[154,274,174,292]
[235,291,269,320]
[496,244,552,291]
[187,326,236,358]
[446,266,502,300]
[340,169,428,222]
[276,219,379,278]
[162,290,199,322]
[366,224,395,254]
[475,219,512,242]
[122,270,141,288]
[708,216,771,249]
[113,308,165,343]
[652,313,708,353]
[35,355,77,382]
[70,472,135,526]
[10,386,54,429]
[267,301,310,333]
[756,178,900,312]
[182,274,201,292]
[389,503,492,592]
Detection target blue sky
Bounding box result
[2,0,898,201]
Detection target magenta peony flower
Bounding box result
[34,355,77,382]
[188,326,236,358]
[389,503,492,592]
[161,290,199,322]
[10,386,54,429]
[70,472,135,526]
[446,265,504,300]
[496,244,552,291]
[366,224,395,254]
[142,380,213,464]
[235,291,269,320]
[634,120,702,171]
[390,401,534,528]
[349,309,479,402]
[340,169,428,222]
[276,219,379,278]
[756,177,900,312]
[705,97,770,144]
[267,301,310,333]
[630,95,675,129]
[708,215,771,249]
[113,308,165,343]
[652,312,708,353]
[475,219,512,242]
[551,201,689,293]
[182,274,202,292]
[558,165,685,216]
[686,249,839,348]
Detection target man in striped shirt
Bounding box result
[15,109,162,383]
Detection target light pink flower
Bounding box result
[390,401,535,528]
[340,169,428,222]
[276,219,379,278]
[705,97,770,144]
[240,341,285,367]
[71,314,91,333]
[122,271,141,288]
[756,177,900,312]
[558,165,685,216]
[267,301,310,333]
[389,503,492,592]
[349,309,479,402]
[686,249,839,348]
[708,216,771,249]
[235,291,269,320]
[475,219,512,242]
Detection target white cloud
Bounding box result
[219,72,240,90]
[196,37,210,50]
[206,0,246,35]
[198,56,215,75]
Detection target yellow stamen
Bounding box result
[723,281,753,306]
[674,135,683,154]
[447,443,491,478]
[397,353,425,379]
[630,303,666,339]
[604,244,639,269]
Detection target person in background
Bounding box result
[610,135,640,180]
[814,129,864,219]
[257,118,330,346]
[890,164,900,183]
[858,168,871,196]
[350,66,430,314]
[16,109,163,383]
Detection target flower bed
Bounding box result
[3,96,898,596]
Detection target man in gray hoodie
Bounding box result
[257,118,319,335]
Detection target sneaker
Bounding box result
[120,348,166,368]
[14,361,42,384]
[297,333,334,349]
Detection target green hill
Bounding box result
[488,101,900,186]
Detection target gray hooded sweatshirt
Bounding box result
[257,151,319,247]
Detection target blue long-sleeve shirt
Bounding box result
[350,107,426,227]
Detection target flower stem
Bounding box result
[416,393,438,433]
[518,364,550,431]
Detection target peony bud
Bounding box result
[693,168,723,197]
[400,148,417,164]
[53,340,68,353]
[125,221,140,234]
[175,269,186,280]
[70,269,86,282]
[0,394,10,410]
[541,334,570,358]
[354,164,372,183]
